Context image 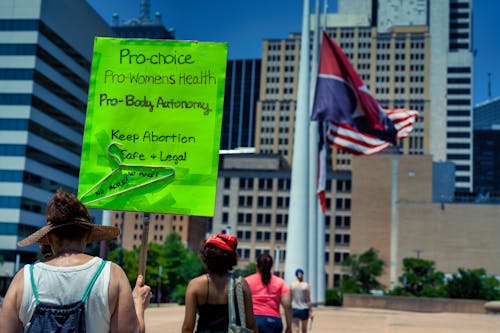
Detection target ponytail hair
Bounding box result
[256,253,273,285]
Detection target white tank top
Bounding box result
[20,257,111,332]
[291,281,309,310]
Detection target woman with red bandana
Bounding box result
[182,233,257,333]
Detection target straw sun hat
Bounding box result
[17,216,120,247]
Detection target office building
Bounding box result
[216,0,478,288]
[0,0,116,291]
[221,59,261,150]
[350,154,500,288]
[256,0,473,187]
[212,152,350,280]
[473,97,500,194]
[474,96,500,130]
[110,211,207,252]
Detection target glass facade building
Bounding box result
[221,59,261,150]
[0,0,115,289]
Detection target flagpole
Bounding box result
[308,0,321,305]
[285,0,311,285]
[316,0,328,306]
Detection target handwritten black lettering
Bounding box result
[159,151,187,164]
[120,48,194,65]
[111,129,140,142]
[178,70,216,85]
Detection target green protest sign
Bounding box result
[78,37,227,216]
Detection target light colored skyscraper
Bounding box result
[256,0,473,190]
[230,0,475,289]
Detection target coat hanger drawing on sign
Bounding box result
[80,142,176,205]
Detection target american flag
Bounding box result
[312,31,419,211]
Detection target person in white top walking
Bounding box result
[0,190,152,333]
[290,268,313,333]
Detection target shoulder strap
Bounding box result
[235,276,247,328]
[205,274,210,303]
[29,260,107,305]
[228,274,236,325]
[81,259,107,302]
[29,264,40,305]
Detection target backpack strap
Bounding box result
[81,259,107,302]
[29,264,40,305]
[29,259,107,305]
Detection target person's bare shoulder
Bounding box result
[108,262,129,313]
[189,274,207,287]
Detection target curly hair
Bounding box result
[200,244,238,274]
[46,190,92,241]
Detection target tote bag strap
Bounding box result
[228,274,237,325]
[234,276,247,328]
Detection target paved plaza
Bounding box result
[145,304,499,333]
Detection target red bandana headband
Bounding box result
[205,233,237,252]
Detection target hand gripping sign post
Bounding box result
[78,37,228,277]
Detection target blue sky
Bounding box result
[87,0,499,105]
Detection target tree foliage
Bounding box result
[107,232,204,302]
[392,257,445,297]
[340,247,384,293]
[445,268,500,301]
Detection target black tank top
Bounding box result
[196,303,229,331]
[196,274,229,332]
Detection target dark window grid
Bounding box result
[20,197,46,213]
[447,110,469,116]
[0,144,26,156]
[447,143,470,149]
[29,120,81,155]
[31,95,84,134]
[447,121,470,127]
[26,145,79,176]
[456,176,470,182]
[0,93,31,104]
[0,170,23,182]
[34,70,86,112]
[447,88,470,94]
[38,21,90,70]
[0,44,36,55]
[447,131,470,138]
[0,19,39,30]
[0,222,18,235]
[447,78,470,84]
[0,68,34,80]
[448,67,471,73]
[0,119,29,130]
[36,46,88,92]
[447,154,470,160]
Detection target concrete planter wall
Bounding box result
[343,294,488,314]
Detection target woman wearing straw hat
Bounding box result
[0,190,152,333]
[182,233,257,333]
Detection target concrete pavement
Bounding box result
[145,304,499,332]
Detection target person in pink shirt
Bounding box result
[246,253,292,333]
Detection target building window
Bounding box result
[334,233,350,246]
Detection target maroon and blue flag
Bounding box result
[311,31,419,155]
[312,31,419,213]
